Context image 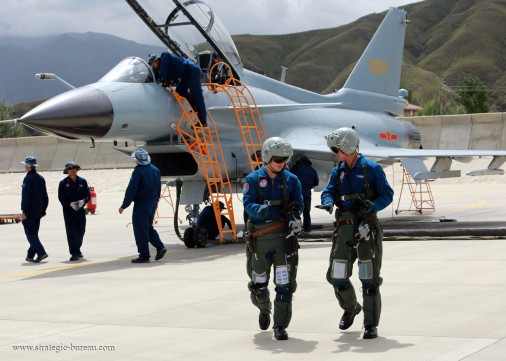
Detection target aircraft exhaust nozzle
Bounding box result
[19,86,114,140]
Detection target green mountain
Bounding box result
[233,0,506,111]
[1,0,504,111]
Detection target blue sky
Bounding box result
[1,0,421,45]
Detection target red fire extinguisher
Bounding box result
[86,187,97,214]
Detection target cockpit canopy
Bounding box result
[99,57,154,83]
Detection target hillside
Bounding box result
[0,0,504,110]
[0,33,166,104]
[234,0,506,110]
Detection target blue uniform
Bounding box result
[243,166,303,224]
[290,161,319,232]
[158,51,207,125]
[21,169,49,258]
[321,155,393,213]
[321,155,393,329]
[197,205,232,240]
[58,176,90,257]
[121,164,165,260]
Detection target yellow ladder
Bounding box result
[171,90,237,243]
[395,166,436,214]
[207,62,267,172]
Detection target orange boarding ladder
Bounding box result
[206,62,267,172]
[395,166,435,214]
[171,90,237,243]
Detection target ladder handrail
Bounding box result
[207,62,267,172]
[171,90,237,242]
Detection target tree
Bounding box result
[0,98,28,138]
[457,76,489,113]
[419,95,465,116]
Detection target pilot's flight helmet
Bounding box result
[63,161,81,174]
[148,54,159,65]
[131,148,151,165]
[21,155,38,168]
[262,137,293,164]
[325,127,359,155]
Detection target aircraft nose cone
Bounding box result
[19,86,113,140]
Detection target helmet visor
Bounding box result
[272,156,288,164]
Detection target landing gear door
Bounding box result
[170,0,243,78]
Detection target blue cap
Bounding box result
[148,54,159,65]
[131,148,151,165]
[21,156,38,168]
[63,161,81,174]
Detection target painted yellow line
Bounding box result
[462,199,487,209]
[0,249,184,280]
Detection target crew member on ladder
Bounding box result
[316,127,393,340]
[148,52,207,127]
[242,137,303,341]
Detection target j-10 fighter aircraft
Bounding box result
[15,0,506,239]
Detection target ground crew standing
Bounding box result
[317,127,393,339]
[20,156,49,263]
[119,149,167,263]
[243,137,304,341]
[290,155,319,232]
[148,52,207,127]
[58,161,90,261]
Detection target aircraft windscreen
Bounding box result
[99,57,154,83]
[171,0,242,74]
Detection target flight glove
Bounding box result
[315,203,333,214]
[256,204,269,220]
[362,199,375,214]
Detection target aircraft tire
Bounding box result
[194,227,208,248]
[183,227,196,248]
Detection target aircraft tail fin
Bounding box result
[343,7,407,96]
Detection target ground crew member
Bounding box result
[119,149,167,263]
[148,52,207,127]
[58,161,90,261]
[317,127,393,339]
[290,155,319,232]
[243,137,304,341]
[20,156,49,263]
[196,201,232,241]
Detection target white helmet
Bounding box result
[325,127,359,155]
[262,137,293,164]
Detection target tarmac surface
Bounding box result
[0,162,505,360]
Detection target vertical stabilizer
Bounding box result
[343,7,407,96]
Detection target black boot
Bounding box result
[273,326,288,340]
[363,325,378,339]
[339,303,362,330]
[259,312,270,330]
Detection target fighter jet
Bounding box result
[16,0,506,219]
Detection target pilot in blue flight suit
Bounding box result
[317,127,393,340]
[58,161,90,261]
[243,137,304,341]
[148,52,207,127]
[290,155,319,232]
[196,201,232,241]
[119,149,167,263]
[20,156,49,263]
